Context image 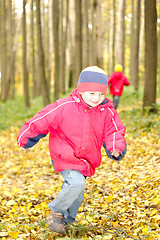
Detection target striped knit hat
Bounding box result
[77,66,108,94]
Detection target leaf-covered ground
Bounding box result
[0,95,160,240]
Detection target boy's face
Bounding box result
[80,91,106,107]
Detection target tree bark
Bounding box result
[22,0,30,107]
[108,0,116,74]
[130,0,135,84]
[74,0,82,86]
[143,0,157,111]
[93,0,104,68]
[48,0,53,92]
[83,0,90,68]
[59,0,68,94]
[132,0,141,92]
[115,0,125,67]
[158,0,160,92]
[36,0,50,105]
[52,0,60,100]
[67,0,75,89]
[1,0,7,101]
[30,0,36,98]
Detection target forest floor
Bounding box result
[0,87,160,240]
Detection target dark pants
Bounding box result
[113,95,120,109]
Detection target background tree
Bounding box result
[115,0,125,67]
[93,0,104,68]
[36,0,50,105]
[59,0,69,94]
[0,0,7,101]
[158,0,160,92]
[74,0,82,86]
[67,0,75,89]
[22,0,30,107]
[143,0,157,111]
[132,0,141,92]
[83,0,90,68]
[52,0,60,100]
[30,0,36,98]
[108,0,116,75]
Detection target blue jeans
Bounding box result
[48,162,86,224]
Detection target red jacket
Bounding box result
[17,89,126,177]
[108,72,130,96]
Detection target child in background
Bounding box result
[108,64,130,109]
[17,66,127,234]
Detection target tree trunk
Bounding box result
[22,0,30,107]
[52,0,60,100]
[59,0,68,94]
[143,0,157,111]
[130,0,135,84]
[48,0,53,92]
[115,0,125,67]
[10,1,16,99]
[139,0,145,69]
[36,0,50,105]
[112,0,116,73]
[108,0,116,74]
[1,0,7,101]
[62,0,69,92]
[74,0,82,86]
[83,0,90,68]
[93,0,103,68]
[4,19,21,101]
[30,0,36,98]
[158,0,160,92]
[67,0,75,89]
[132,0,141,92]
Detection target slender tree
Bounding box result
[158,0,160,91]
[48,0,54,91]
[36,0,50,105]
[59,0,69,94]
[112,0,116,73]
[22,0,30,107]
[132,0,141,92]
[93,0,103,68]
[83,0,90,68]
[139,0,145,69]
[30,0,36,98]
[108,0,116,74]
[115,0,125,67]
[74,0,82,86]
[52,0,60,100]
[10,0,16,99]
[1,0,7,101]
[130,0,135,84]
[143,0,157,111]
[67,0,75,89]
[4,17,21,101]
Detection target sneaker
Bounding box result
[46,211,65,234]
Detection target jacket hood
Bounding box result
[70,88,113,109]
[113,72,123,79]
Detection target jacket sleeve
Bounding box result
[103,143,127,161]
[103,108,126,160]
[17,102,59,149]
[123,75,130,86]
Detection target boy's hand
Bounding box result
[111,151,120,158]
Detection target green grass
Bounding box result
[0,95,43,131]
